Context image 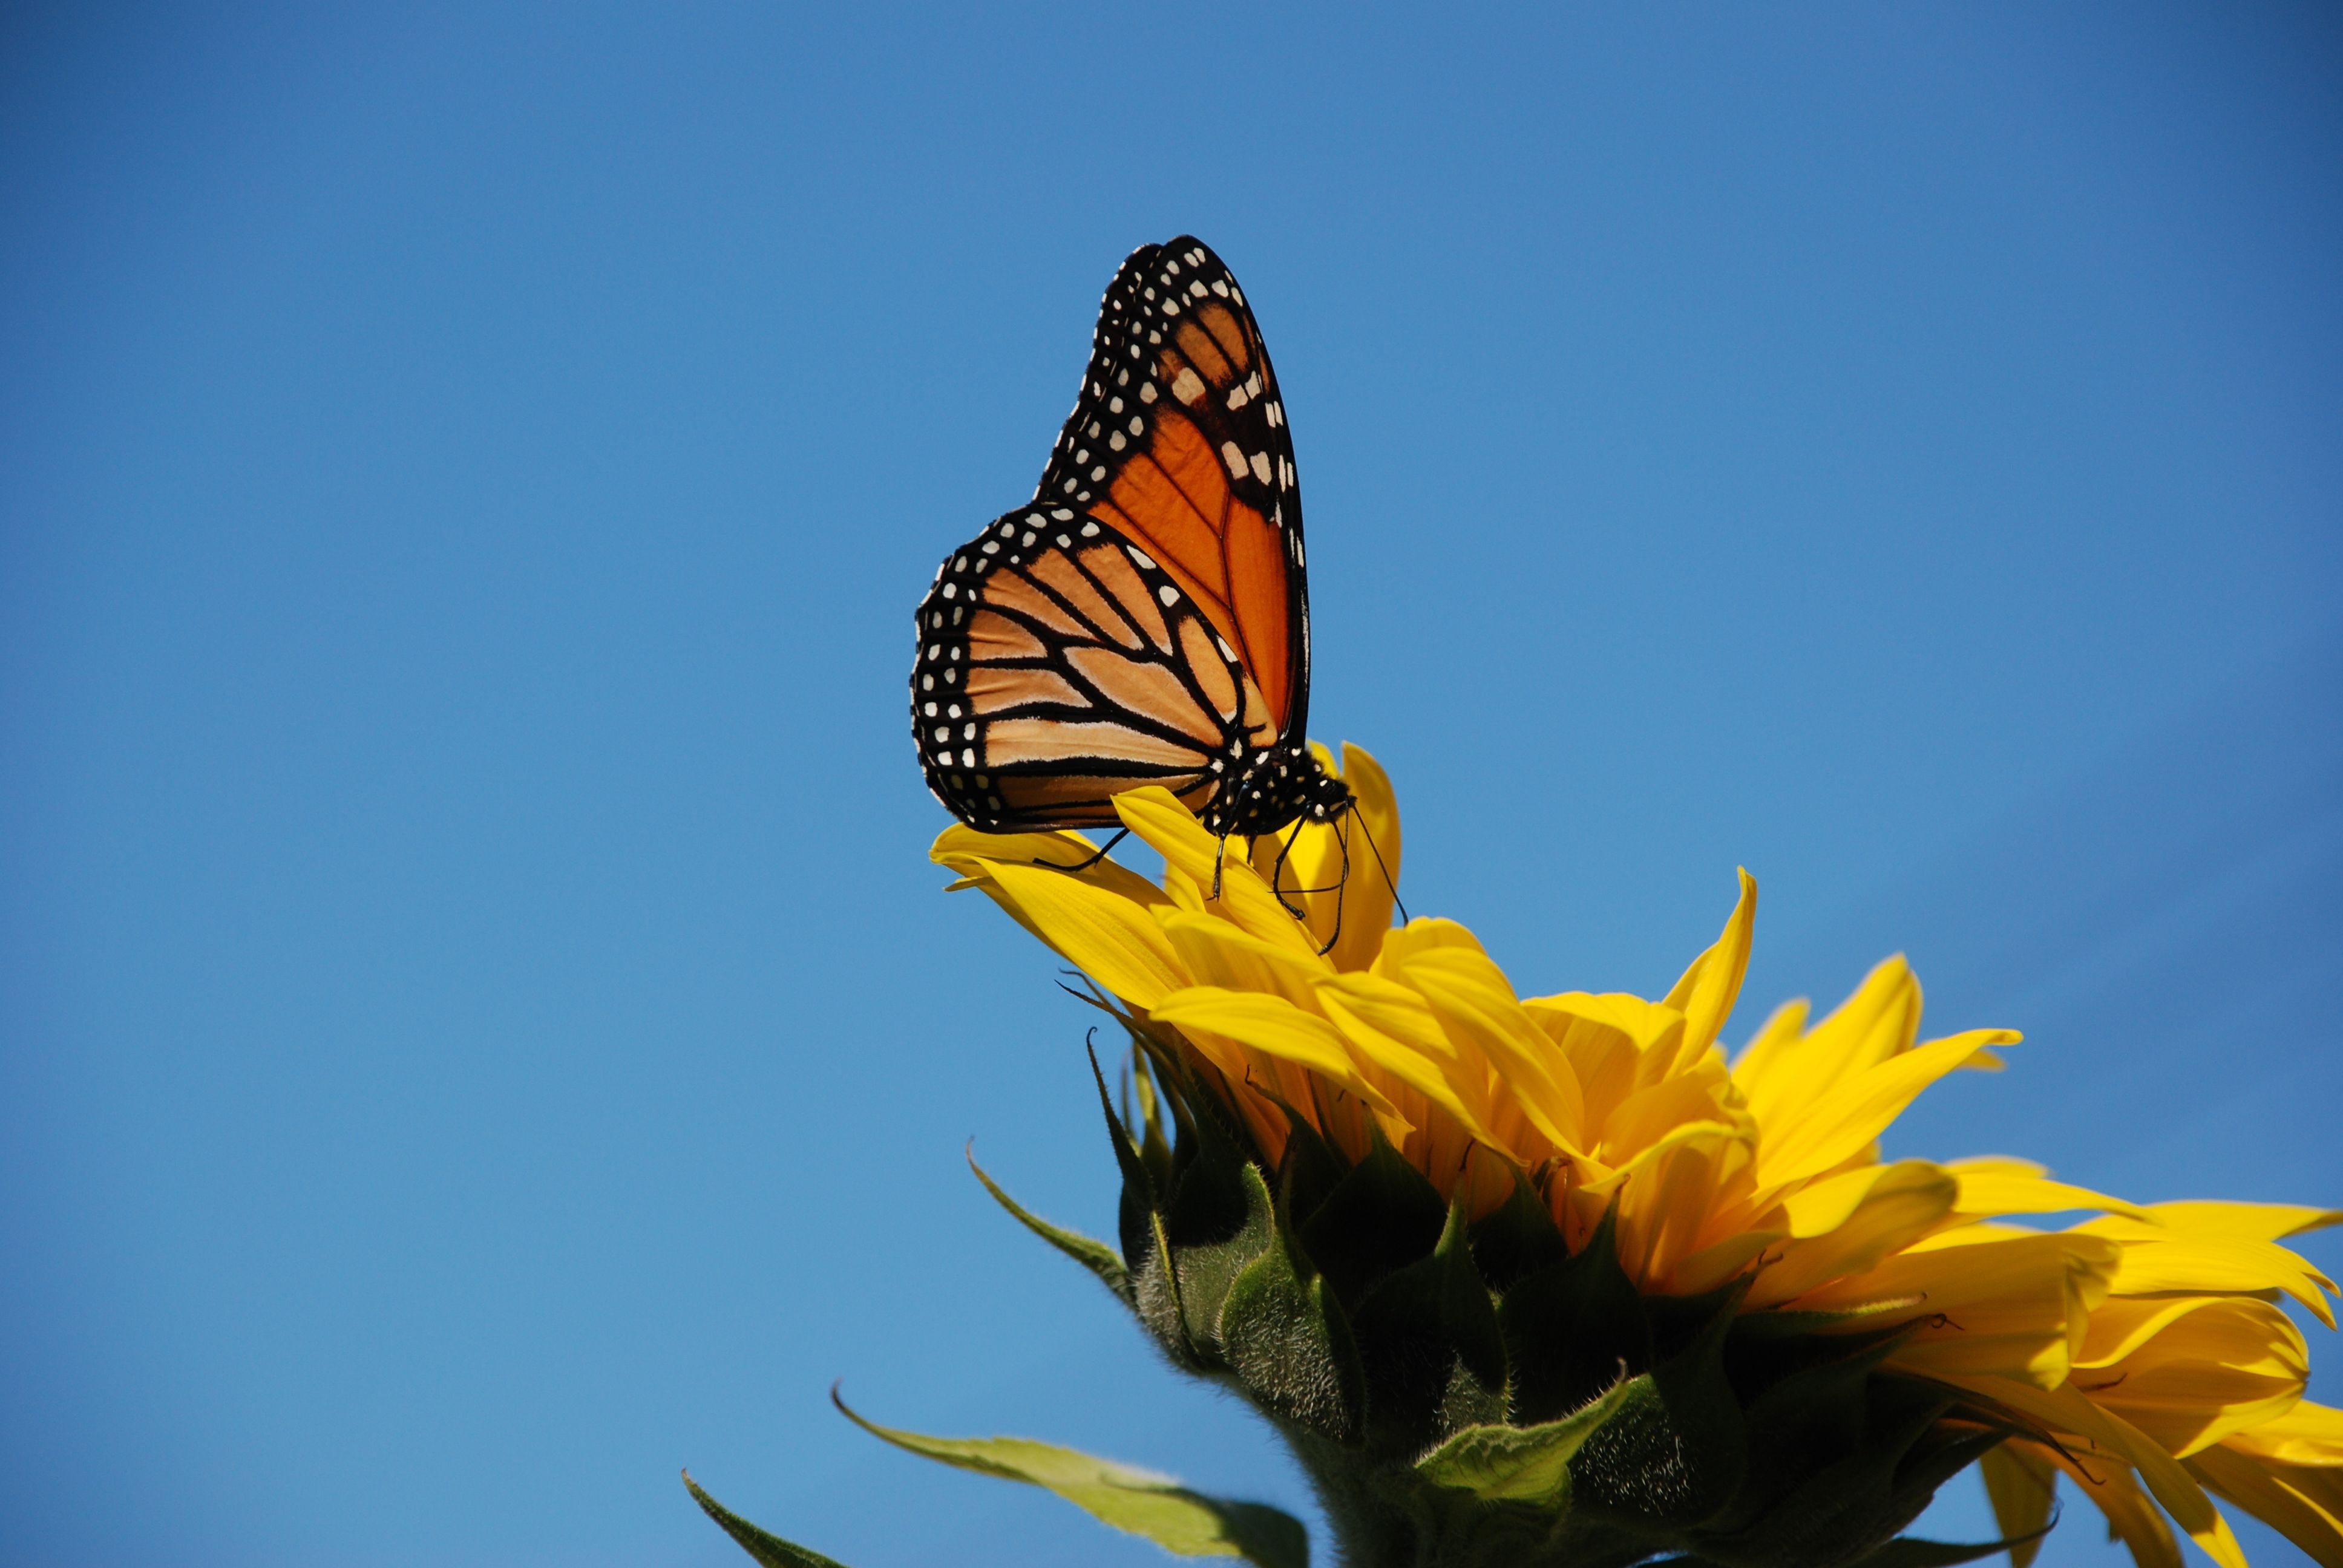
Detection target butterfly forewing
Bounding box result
[1035,238,1310,739]
[913,236,1325,837]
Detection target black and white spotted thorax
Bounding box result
[1204,741,1354,839]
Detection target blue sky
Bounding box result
[2,5,2337,1566]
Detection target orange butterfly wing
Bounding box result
[913,238,1312,832]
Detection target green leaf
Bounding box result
[831,1392,1308,1568]
[682,1471,854,1568]
[966,1143,1129,1299]
[1415,1370,1645,1505]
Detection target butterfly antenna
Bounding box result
[1355,809,1407,925]
[1036,826,1130,874]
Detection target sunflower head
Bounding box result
[934,745,2342,1568]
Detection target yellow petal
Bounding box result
[1314,972,1498,1144]
[1736,956,1921,1132]
[2189,1443,2343,1568]
[932,824,1172,910]
[1804,1229,2119,1389]
[2076,1295,2310,1457]
[1938,1377,2247,1568]
[1728,998,1811,1098]
[1147,985,1400,1119]
[977,860,1190,1008]
[2145,1201,2343,1244]
[2219,1399,2343,1466]
[1944,1158,2149,1223]
[1403,946,1588,1155]
[1156,909,1331,1008]
[1745,1161,1959,1309]
[1753,1028,2020,1191]
[1660,868,1757,1075]
[1978,1442,2058,1568]
[2030,1441,2183,1568]
[2076,1216,2339,1329]
[1328,742,1403,975]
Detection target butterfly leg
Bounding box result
[1269,815,1311,921]
[1316,814,1353,958]
[1209,833,1228,901]
[1034,826,1130,874]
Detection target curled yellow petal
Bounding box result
[1661,868,1756,1074]
[1978,1442,2058,1568]
[2075,1295,2310,1457]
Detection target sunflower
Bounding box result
[924,743,2342,1568]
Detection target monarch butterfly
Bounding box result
[911,237,1359,871]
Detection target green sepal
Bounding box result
[1348,1195,1509,1451]
[682,1471,853,1568]
[1415,1368,1643,1505]
[1220,1192,1365,1444]
[1129,1046,1177,1194]
[1086,1036,1161,1281]
[1728,1299,1929,1340]
[1498,1205,1647,1424]
[1692,1378,1953,1566]
[1842,1525,2056,1568]
[1468,1171,1568,1293]
[1298,1126,1447,1307]
[1135,1206,1197,1367]
[1164,1121,1276,1357]
[1569,1284,1746,1533]
[967,1143,1129,1301]
[1707,1327,1911,1538]
[1262,1091,1349,1234]
[831,1390,1309,1568]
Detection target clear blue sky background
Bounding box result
[3,5,2338,1566]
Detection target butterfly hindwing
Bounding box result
[913,504,1279,831]
[1034,237,1311,740]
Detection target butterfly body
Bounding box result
[913,237,1350,843]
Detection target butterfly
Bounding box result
[911,236,1357,863]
